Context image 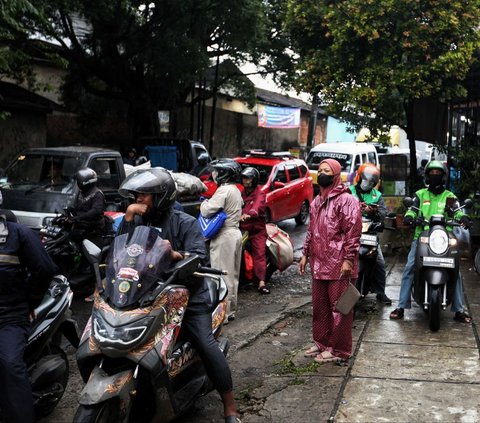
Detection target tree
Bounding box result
[282,0,480,194]
[24,0,284,140]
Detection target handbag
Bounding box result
[335,282,361,315]
[198,210,228,240]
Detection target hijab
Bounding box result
[319,159,342,198]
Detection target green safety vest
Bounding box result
[349,185,382,217]
[405,188,465,239]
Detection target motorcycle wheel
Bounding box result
[429,286,442,332]
[73,400,120,423]
[475,248,480,274]
[33,345,69,418]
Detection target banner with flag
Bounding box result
[257,104,301,128]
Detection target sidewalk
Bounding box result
[332,256,480,422]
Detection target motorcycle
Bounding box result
[39,210,114,295]
[405,197,472,331]
[74,225,229,423]
[26,274,79,418]
[356,212,396,298]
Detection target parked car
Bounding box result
[204,150,313,225]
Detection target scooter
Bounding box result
[405,197,472,331]
[74,225,229,423]
[26,274,79,418]
[39,210,114,295]
[356,212,395,297]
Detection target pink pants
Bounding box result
[312,278,353,359]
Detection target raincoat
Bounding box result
[302,184,362,280]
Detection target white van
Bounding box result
[305,142,379,192]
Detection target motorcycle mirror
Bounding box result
[82,239,101,264]
[403,197,413,208]
[463,198,474,209]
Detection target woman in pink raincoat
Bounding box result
[299,158,362,364]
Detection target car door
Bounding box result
[266,163,290,221]
[89,157,127,211]
[284,162,303,217]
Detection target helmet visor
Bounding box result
[119,169,165,198]
[359,168,379,191]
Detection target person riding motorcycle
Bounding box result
[240,167,270,294]
[67,168,108,248]
[0,201,58,422]
[390,160,472,322]
[117,168,241,423]
[349,163,391,304]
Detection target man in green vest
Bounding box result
[350,163,392,304]
[390,160,472,322]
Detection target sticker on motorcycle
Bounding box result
[126,243,144,257]
[118,281,131,293]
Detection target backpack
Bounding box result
[265,223,294,271]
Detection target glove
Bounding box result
[403,215,414,226]
[460,215,472,229]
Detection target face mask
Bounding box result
[359,180,375,192]
[318,173,334,187]
[427,174,444,188]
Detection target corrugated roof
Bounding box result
[256,87,326,115]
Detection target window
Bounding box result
[299,164,308,177]
[91,158,120,190]
[286,163,300,181]
[367,152,377,165]
[273,164,287,183]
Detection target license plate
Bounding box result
[360,234,377,246]
[422,257,455,268]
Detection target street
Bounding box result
[42,220,480,423]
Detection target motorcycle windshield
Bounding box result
[104,225,173,308]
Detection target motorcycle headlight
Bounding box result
[93,315,154,347]
[429,229,449,255]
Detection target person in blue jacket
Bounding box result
[0,206,58,422]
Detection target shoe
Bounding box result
[258,285,270,295]
[314,351,342,364]
[389,307,404,319]
[454,311,472,323]
[304,345,321,357]
[376,293,392,305]
[225,416,242,423]
[228,314,236,322]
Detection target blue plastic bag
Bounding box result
[198,210,227,240]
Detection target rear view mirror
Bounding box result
[403,197,413,208]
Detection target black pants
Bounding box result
[182,311,233,394]
[0,324,34,423]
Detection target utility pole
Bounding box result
[307,95,318,149]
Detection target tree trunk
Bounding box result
[404,99,418,196]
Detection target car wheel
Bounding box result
[295,201,309,225]
[265,208,271,223]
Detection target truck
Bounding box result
[139,137,211,173]
[0,146,203,229]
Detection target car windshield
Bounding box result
[0,154,83,194]
[239,164,273,185]
[104,226,173,308]
[306,151,352,172]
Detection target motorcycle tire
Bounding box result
[73,399,120,423]
[429,286,442,332]
[475,248,480,274]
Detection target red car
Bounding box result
[203,151,313,225]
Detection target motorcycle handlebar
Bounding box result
[197,266,228,276]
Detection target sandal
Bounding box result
[389,308,404,320]
[314,351,342,364]
[454,311,472,323]
[258,285,270,295]
[304,345,321,357]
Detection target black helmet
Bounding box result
[119,168,177,210]
[425,160,447,186]
[241,166,260,188]
[76,168,97,191]
[210,159,241,185]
